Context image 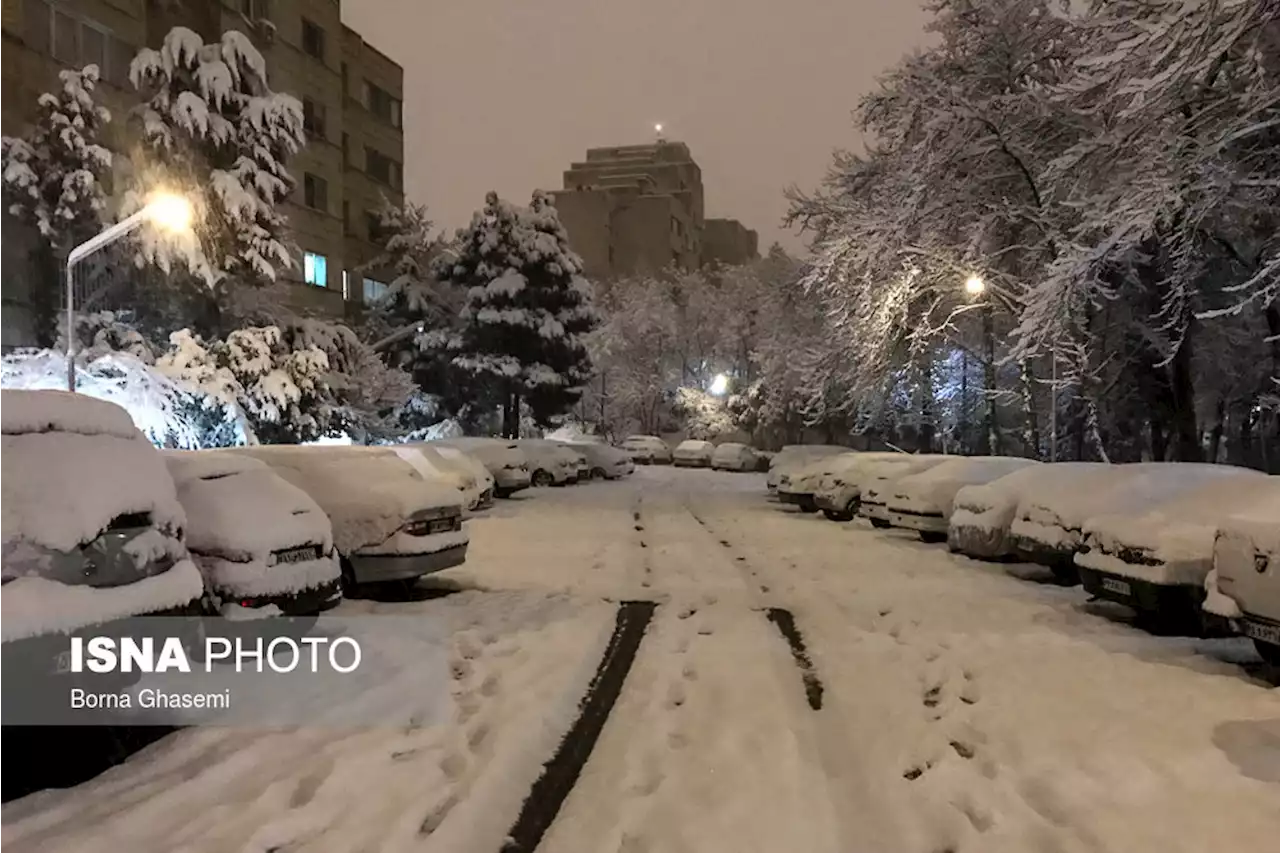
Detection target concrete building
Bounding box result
[551,140,758,281]
[702,217,759,268]
[1,0,403,348]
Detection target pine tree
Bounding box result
[1,65,112,346]
[126,27,305,331]
[440,190,597,437]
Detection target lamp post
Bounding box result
[65,192,193,391]
[964,274,999,454]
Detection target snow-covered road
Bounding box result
[5,466,1278,853]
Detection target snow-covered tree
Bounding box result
[126,27,305,328]
[2,65,112,345]
[441,190,597,437]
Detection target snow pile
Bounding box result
[225,446,464,555]
[1202,568,1243,619]
[1212,488,1280,622]
[545,422,602,443]
[1076,472,1271,585]
[888,457,1040,518]
[1012,463,1258,553]
[949,462,1112,558]
[163,450,339,598]
[2,349,249,448]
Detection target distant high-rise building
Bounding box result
[1,0,404,348]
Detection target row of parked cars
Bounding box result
[618,434,767,471]
[0,391,638,658]
[767,446,1280,662]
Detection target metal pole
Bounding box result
[65,258,76,391]
[1050,345,1058,461]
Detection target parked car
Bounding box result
[393,444,485,511]
[779,451,867,512]
[811,453,907,519]
[432,437,532,498]
[620,435,672,465]
[227,446,468,589]
[515,439,582,486]
[1010,462,1248,584]
[885,456,1041,543]
[432,444,496,508]
[674,439,716,467]
[948,462,1112,559]
[753,450,775,472]
[856,456,950,528]
[163,451,342,616]
[767,445,853,495]
[711,442,758,472]
[556,441,635,479]
[1073,470,1271,631]
[2,391,206,683]
[1210,487,1280,663]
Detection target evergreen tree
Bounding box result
[440,190,597,437]
[2,65,112,346]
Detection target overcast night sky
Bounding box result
[342,0,931,253]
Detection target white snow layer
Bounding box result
[225,446,464,555]
[889,457,1041,517]
[163,450,340,597]
[1,387,138,439]
[393,446,481,509]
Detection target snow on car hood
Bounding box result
[786,453,869,491]
[164,451,333,561]
[2,430,186,555]
[227,447,463,555]
[889,457,1040,516]
[1,388,138,440]
[675,440,714,456]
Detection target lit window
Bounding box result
[363,278,388,303]
[304,251,327,287]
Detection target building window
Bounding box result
[52,8,77,62]
[27,0,134,85]
[239,0,270,20]
[304,251,327,287]
[302,98,326,139]
[363,278,389,303]
[365,210,383,243]
[303,173,328,212]
[301,18,325,61]
[363,80,402,129]
[23,0,50,52]
[365,148,401,189]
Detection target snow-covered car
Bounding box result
[515,440,582,486]
[673,439,715,467]
[811,452,907,519]
[1010,462,1250,584]
[855,455,951,527]
[885,456,1040,542]
[1073,470,1271,630]
[433,444,496,507]
[163,451,343,616]
[432,437,531,498]
[1,391,206,660]
[767,445,853,495]
[393,444,485,511]
[778,451,867,512]
[556,441,635,479]
[1210,487,1280,663]
[710,442,758,472]
[948,462,1112,559]
[620,435,672,464]
[227,446,468,588]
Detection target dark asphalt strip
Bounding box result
[765,608,825,711]
[500,600,658,853]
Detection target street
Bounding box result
[4,467,1279,853]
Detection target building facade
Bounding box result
[551,140,758,281]
[0,0,404,348]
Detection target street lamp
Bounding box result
[709,373,729,396]
[65,191,194,391]
[964,274,986,296]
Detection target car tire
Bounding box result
[1049,561,1080,585]
[1253,639,1280,665]
[532,470,554,487]
[870,517,892,529]
[591,467,607,480]
[823,508,854,522]
[919,531,948,544]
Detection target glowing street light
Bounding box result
[66,191,195,391]
[709,373,730,396]
[964,274,986,296]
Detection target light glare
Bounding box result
[146,192,193,233]
[964,275,986,296]
[709,373,729,396]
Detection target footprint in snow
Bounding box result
[923,686,943,708]
[677,606,697,620]
[418,792,460,836]
[666,681,687,709]
[450,659,472,681]
[479,674,499,697]
[950,740,976,759]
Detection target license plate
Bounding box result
[1101,577,1132,597]
[275,546,319,564]
[1241,619,1280,645]
[55,650,73,673]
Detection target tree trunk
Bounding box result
[1207,397,1226,463]
[502,390,521,439]
[1168,322,1202,461]
[1020,360,1039,459]
[982,306,999,454]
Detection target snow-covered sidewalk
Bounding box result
[4,466,1277,853]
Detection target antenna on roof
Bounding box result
[654,122,666,143]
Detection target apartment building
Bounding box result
[551,140,758,281]
[0,0,404,347]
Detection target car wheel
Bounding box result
[591,467,607,480]
[919,531,948,544]
[532,470,554,487]
[1049,561,1080,585]
[1253,639,1280,665]
[823,508,854,522]
[870,517,892,529]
